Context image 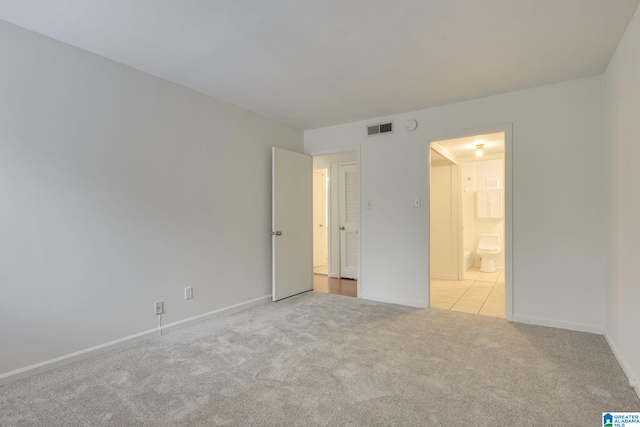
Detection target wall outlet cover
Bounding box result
[155,301,164,315]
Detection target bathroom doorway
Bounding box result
[311,151,359,297]
[428,130,510,318]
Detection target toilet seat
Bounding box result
[477,234,501,273]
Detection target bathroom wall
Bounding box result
[430,161,459,280]
[461,162,476,255]
[461,157,505,268]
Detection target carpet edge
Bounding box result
[604,329,640,400]
[0,294,271,386]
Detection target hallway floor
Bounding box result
[313,265,328,275]
[313,274,357,297]
[430,267,505,318]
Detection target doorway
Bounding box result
[312,151,359,297]
[428,130,510,318]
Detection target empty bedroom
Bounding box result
[1,1,639,425]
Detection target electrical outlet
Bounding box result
[185,286,193,300]
[155,301,164,315]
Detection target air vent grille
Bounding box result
[367,122,393,136]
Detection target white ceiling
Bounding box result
[0,0,638,130]
[435,132,505,160]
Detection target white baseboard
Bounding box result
[510,316,640,395]
[604,329,639,400]
[430,274,458,281]
[472,263,505,269]
[511,314,603,334]
[0,295,271,386]
[360,292,425,308]
[160,295,270,333]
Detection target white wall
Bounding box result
[0,20,303,378]
[603,6,640,394]
[305,76,606,331]
[462,158,505,268]
[430,163,459,280]
[312,152,357,165]
[461,162,476,254]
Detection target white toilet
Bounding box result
[477,234,501,273]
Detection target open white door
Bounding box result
[272,147,313,301]
[339,163,358,279]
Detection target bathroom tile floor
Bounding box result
[430,267,505,318]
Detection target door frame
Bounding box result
[426,124,513,321]
[312,167,329,270]
[308,146,361,298]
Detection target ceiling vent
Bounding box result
[367,122,393,136]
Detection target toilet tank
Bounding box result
[478,234,501,251]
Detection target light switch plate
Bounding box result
[414,198,421,208]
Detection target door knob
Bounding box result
[271,231,283,236]
[339,226,345,230]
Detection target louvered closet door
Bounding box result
[339,164,358,279]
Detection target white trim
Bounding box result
[511,314,603,334]
[356,147,362,298]
[329,162,340,278]
[503,125,513,322]
[361,292,425,308]
[161,294,270,331]
[604,330,640,399]
[307,146,359,157]
[431,274,459,281]
[0,295,271,386]
[473,262,506,269]
[312,166,329,269]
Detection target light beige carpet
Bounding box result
[1,292,638,426]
